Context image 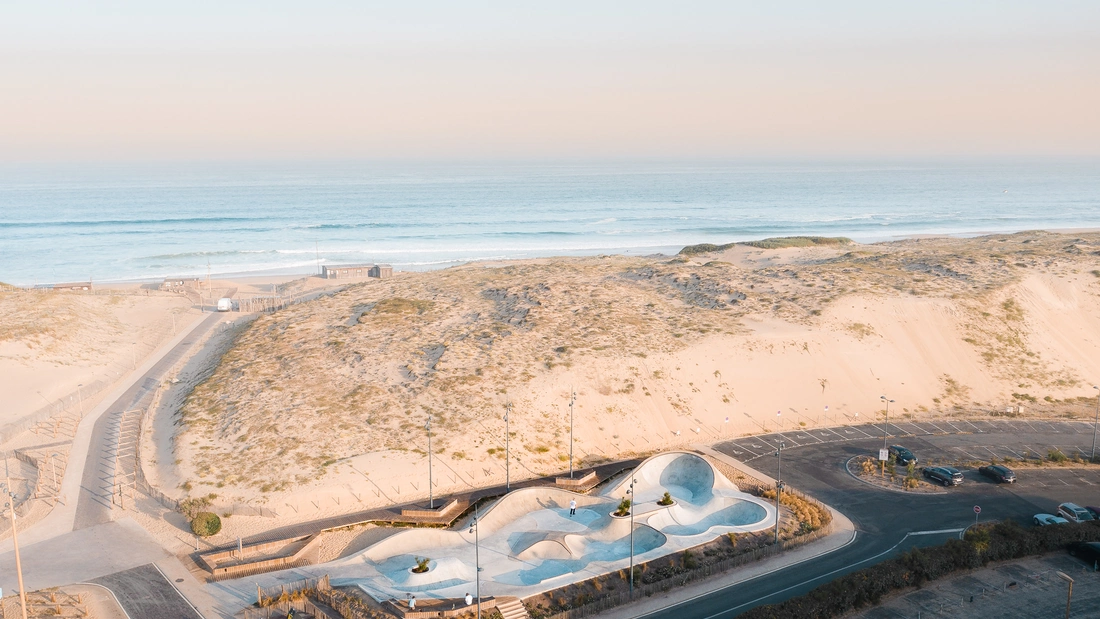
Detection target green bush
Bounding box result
[739,520,1100,619]
[190,511,222,537]
[614,497,631,517]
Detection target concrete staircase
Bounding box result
[495,597,530,619]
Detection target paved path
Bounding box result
[0,518,171,594]
[73,312,224,530]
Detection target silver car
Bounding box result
[1058,502,1095,523]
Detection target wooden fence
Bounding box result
[0,379,108,445]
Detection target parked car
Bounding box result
[1068,542,1100,566]
[978,464,1016,483]
[1087,506,1100,519]
[1057,502,1095,523]
[1034,513,1069,526]
[889,445,917,466]
[922,466,964,486]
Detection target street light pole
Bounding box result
[4,469,29,619]
[425,416,433,509]
[569,387,576,479]
[1091,385,1099,461]
[774,441,785,545]
[469,504,481,619]
[628,476,636,596]
[504,403,512,492]
[880,395,894,476]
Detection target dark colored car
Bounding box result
[1068,542,1100,566]
[978,464,1017,483]
[923,466,964,486]
[1088,506,1100,520]
[889,445,917,466]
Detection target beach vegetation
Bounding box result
[190,511,222,537]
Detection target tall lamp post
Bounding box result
[4,468,29,619]
[627,476,637,596]
[504,403,512,492]
[425,416,434,509]
[569,387,576,479]
[774,441,785,545]
[469,505,481,619]
[880,395,894,476]
[1091,385,1099,461]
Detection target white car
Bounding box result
[1057,502,1095,523]
[1034,513,1069,526]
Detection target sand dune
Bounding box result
[156,231,1100,522]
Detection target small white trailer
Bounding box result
[216,297,233,312]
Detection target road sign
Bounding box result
[878,448,889,461]
[974,505,982,514]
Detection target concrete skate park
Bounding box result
[215,451,775,605]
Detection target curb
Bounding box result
[843,456,948,496]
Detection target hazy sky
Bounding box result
[2,2,1099,162]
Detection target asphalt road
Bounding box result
[643,419,1100,619]
[92,564,203,619]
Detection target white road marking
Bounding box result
[684,531,947,619]
[850,425,876,439]
[907,422,933,435]
[953,447,984,461]
[943,420,965,433]
[962,419,983,433]
[924,421,949,434]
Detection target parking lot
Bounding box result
[718,419,1100,524]
[855,553,1100,619]
[721,418,1100,466]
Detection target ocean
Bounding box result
[1,160,1098,286]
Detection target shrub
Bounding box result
[760,489,831,533]
[190,512,222,537]
[657,492,674,506]
[683,550,697,569]
[1047,449,1068,463]
[412,557,431,573]
[180,495,212,520]
[614,497,631,517]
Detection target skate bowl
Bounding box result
[313,451,774,602]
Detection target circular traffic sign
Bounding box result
[974,505,982,514]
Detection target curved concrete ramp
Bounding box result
[516,538,573,561]
[603,451,736,506]
[476,487,611,535]
[646,500,768,537]
[375,556,474,592]
[331,449,774,601]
